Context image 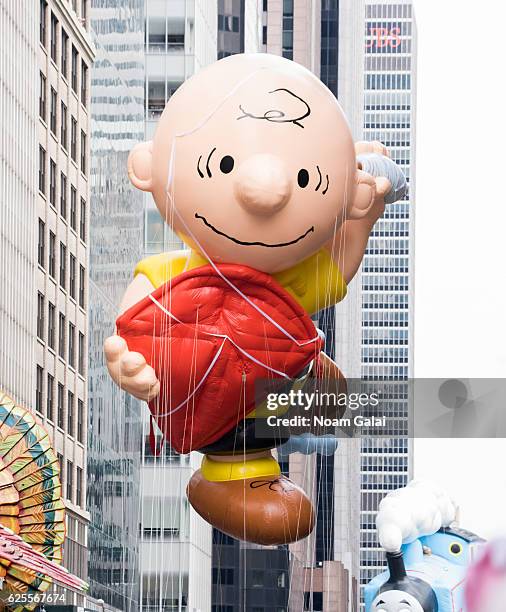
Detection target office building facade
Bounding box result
[359,0,416,606]
[0,1,38,409]
[36,0,95,603]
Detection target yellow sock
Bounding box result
[200,453,281,482]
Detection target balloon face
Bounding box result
[371,590,425,612]
[149,54,357,274]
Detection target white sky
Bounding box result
[413,0,506,539]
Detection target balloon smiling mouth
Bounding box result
[194,213,314,248]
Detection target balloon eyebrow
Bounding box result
[400,601,411,606]
[237,88,311,129]
[322,174,329,195]
[315,166,322,191]
[206,147,216,178]
[197,155,204,178]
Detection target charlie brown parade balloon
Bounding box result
[104,53,407,545]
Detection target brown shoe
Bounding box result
[187,470,315,545]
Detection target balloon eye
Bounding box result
[220,155,234,174]
[449,542,463,555]
[297,169,310,188]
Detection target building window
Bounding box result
[57,382,64,429]
[263,0,268,10]
[58,313,65,359]
[61,29,68,77]
[78,332,85,376]
[59,242,66,289]
[282,0,294,59]
[47,373,54,420]
[79,265,85,308]
[76,467,83,506]
[66,460,73,501]
[146,79,182,118]
[81,61,88,105]
[50,87,57,135]
[81,0,88,22]
[38,219,45,267]
[70,186,77,230]
[71,117,77,161]
[61,102,68,149]
[60,172,67,218]
[69,254,76,300]
[79,198,86,241]
[40,0,47,47]
[48,302,55,350]
[77,399,84,443]
[49,159,56,206]
[57,453,64,487]
[39,72,46,120]
[68,322,75,368]
[37,292,45,341]
[146,14,184,52]
[39,146,46,194]
[80,131,86,175]
[145,207,165,254]
[218,15,240,33]
[251,570,264,588]
[71,45,78,93]
[67,391,74,435]
[50,13,58,63]
[304,592,323,611]
[262,25,267,45]
[49,231,56,278]
[36,366,44,414]
[212,568,235,585]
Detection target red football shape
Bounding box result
[116,264,323,453]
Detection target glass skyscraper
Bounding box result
[359,1,417,606]
[87,1,145,609]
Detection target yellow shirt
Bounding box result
[134,248,347,316]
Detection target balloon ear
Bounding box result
[348,168,376,220]
[127,141,153,192]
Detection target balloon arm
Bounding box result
[112,274,156,334]
[104,272,161,403]
[114,274,155,335]
[118,273,155,317]
[328,211,380,285]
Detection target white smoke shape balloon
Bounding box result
[376,480,458,553]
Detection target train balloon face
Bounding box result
[371,591,425,611]
[365,528,485,612]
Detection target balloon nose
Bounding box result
[234,154,292,216]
